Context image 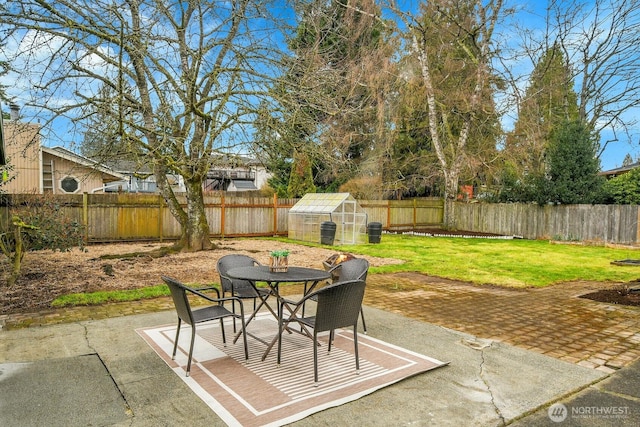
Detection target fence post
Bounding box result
[221,193,226,238]
[386,200,391,229]
[158,194,164,243]
[273,193,278,236]
[83,192,89,244]
[636,206,640,244]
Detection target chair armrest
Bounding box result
[194,285,221,298]
[218,273,233,284]
[185,286,242,306]
[279,290,319,308]
[279,296,300,306]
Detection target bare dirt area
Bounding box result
[0,239,403,315]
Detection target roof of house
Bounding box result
[107,153,265,175]
[230,180,258,190]
[44,146,125,180]
[600,161,640,176]
[106,159,154,175]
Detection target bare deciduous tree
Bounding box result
[508,0,640,163]
[0,0,286,251]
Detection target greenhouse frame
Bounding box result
[288,193,368,245]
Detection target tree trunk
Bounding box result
[155,166,213,252]
[3,222,25,287]
[181,178,213,251]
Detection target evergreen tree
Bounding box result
[79,83,142,162]
[505,45,579,182]
[287,150,316,197]
[546,120,605,204]
[254,0,392,196]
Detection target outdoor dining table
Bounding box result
[226,265,331,360]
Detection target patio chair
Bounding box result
[162,275,248,377]
[217,254,273,332]
[329,258,369,330]
[277,279,366,385]
[307,258,370,333]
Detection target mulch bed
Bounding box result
[580,283,640,307]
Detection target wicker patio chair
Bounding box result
[217,254,274,332]
[277,279,367,385]
[307,258,370,333]
[162,275,248,377]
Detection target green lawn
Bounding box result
[318,234,640,287]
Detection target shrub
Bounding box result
[1,193,85,286]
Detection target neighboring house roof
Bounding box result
[212,152,264,167]
[108,154,263,174]
[44,146,125,180]
[230,180,258,190]
[105,159,154,175]
[599,162,640,177]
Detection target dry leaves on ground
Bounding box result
[0,239,402,315]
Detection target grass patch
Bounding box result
[265,234,640,288]
[52,284,172,307]
[334,234,640,287]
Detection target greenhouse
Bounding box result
[288,193,369,245]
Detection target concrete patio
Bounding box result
[1,273,639,425]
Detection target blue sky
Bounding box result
[2,0,638,171]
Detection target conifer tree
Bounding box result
[505,44,579,181]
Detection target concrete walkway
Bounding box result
[1,273,639,425]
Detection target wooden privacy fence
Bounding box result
[449,201,640,245]
[4,194,637,245]
[0,193,444,243]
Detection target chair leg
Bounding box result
[186,324,196,377]
[230,294,237,333]
[277,305,285,365]
[240,313,249,360]
[360,307,367,334]
[353,324,360,375]
[220,318,227,347]
[313,330,319,386]
[172,318,182,360]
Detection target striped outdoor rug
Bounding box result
[137,314,447,427]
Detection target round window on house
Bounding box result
[61,176,79,193]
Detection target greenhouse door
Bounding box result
[340,200,357,244]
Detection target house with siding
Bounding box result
[104,154,270,194]
[3,105,270,195]
[2,108,124,194]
